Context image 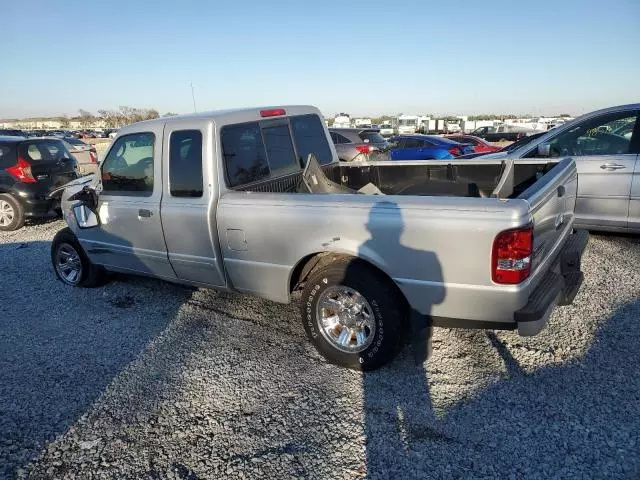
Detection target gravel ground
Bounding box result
[1,220,639,479]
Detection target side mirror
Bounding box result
[537,143,551,157]
[68,185,100,228]
[73,204,99,228]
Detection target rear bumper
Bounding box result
[513,229,588,335]
[415,230,588,338]
[11,184,59,217]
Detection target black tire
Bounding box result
[51,227,106,288]
[301,259,405,370]
[0,193,25,231]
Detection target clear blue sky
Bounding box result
[2,0,639,119]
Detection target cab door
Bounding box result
[525,109,639,229]
[160,122,226,286]
[626,154,640,231]
[79,126,176,279]
[569,111,638,229]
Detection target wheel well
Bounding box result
[289,252,409,311]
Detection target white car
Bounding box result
[379,123,394,137]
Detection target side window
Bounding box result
[404,138,422,148]
[0,145,14,168]
[525,111,638,158]
[291,114,333,165]
[333,133,350,144]
[329,132,338,144]
[169,130,203,197]
[262,124,298,176]
[221,122,269,187]
[101,132,155,196]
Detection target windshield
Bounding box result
[502,132,546,152]
[399,119,417,126]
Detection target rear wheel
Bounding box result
[51,228,106,287]
[301,259,405,370]
[0,194,25,231]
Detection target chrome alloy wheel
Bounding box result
[316,286,376,353]
[55,243,83,285]
[0,200,15,227]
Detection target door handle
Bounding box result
[138,209,152,218]
[600,163,626,170]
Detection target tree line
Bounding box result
[55,107,178,128]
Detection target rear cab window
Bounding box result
[222,114,333,188]
[18,139,71,161]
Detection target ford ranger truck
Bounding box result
[51,105,588,370]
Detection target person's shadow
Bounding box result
[355,201,447,478]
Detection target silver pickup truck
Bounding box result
[52,106,587,370]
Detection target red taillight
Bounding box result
[89,150,97,163]
[355,145,371,155]
[6,157,36,183]
[492,225,534,284]
[260,108,286,117]
[448,147,461,156]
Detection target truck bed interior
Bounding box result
[234,159,558,200]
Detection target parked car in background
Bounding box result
[25,130,46,138]
[389,134,474,160]
[379,123,395,137]
[444,134,501,154]
[471,124,536,142]
[62,137,98,175]
[329,128,389,162]
[459,132,548,159]
[108,129,119,138]
[476,104,640,233]
[0,136,78,230]
[0,129,26,137]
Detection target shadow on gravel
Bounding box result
[357,201,446,478]
[0,239,187,478]
[361,299,640,479]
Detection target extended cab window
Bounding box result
[169,130,203,197]
[101,132,154,196]
[291,115,333,165]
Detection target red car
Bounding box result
[444,134,501,154]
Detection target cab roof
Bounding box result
[117,105,323,135]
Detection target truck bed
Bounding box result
[235,159,558,200]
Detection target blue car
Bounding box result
[389,134,474,160]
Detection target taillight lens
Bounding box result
[448,147,461,156]
[492,225,534,284]
[355,145,371,155]
[260,108,286,117]
[6,157,36,183]
[90,150,97,163]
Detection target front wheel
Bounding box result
[51,228,106,287]
[301,259,405,370]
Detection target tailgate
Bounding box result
[518,157,578,277]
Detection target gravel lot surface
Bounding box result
[1,220,639,479]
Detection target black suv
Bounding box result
[0,136,78,231]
